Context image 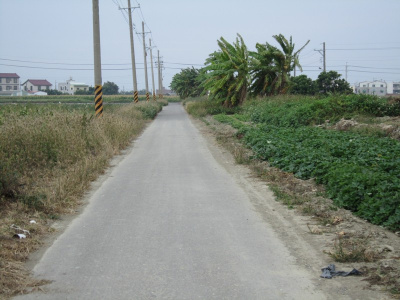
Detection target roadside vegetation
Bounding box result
[185,93,400,295]
[0,95,173,104]
[188,94,400,230]
[179,31,399,291]
[0,100,166,298]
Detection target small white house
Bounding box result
[58,77,89,95]
[22,79,52,92]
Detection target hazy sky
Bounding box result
[1,0,399,92]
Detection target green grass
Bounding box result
[244,94,400,128]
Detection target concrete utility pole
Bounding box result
[142,22,149,101]
[160,59,163,99]
[345,62,348,81]
[127,0,138,103]
[92,0,103,117]
[323,42,326,72]
[157,50,161,99]
[149,38,156,101]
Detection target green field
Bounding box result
[187,94,400,230]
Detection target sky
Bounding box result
[1,0,399,93]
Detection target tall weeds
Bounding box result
[0,102,163,213]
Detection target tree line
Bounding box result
[170,34,352,106]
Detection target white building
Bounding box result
[0,73,20,96]
[58,77,89,95]
[387,82,400,95]
[21,79,52,92]
[354,80,387,96]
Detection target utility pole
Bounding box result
[323,42,326,72]
[157,50,161,99]
[314,42,326,73]
[142,21,150,101]
[293,67,296,77]
[92,0,103,117]
[345,62,348,81]
[149,38,156,101]
[160,59,163,99]
[127,0,138,103]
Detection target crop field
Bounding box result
[0,95,180,104]
[188,94,400,231]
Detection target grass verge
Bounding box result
[0,101,165,298]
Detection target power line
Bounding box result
[0,57,204,67]
[348,65,400,70]
[164,61,204,66]
[349,70,400,75]
[0,63,143,71]
[0,57,144,66]
[0,63,184,71]
[327,47,400,51]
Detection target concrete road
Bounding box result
[15,103,326,299]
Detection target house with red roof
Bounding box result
[0,73,20,96]
[21,79,52,93]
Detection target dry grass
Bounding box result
[327,234,378,263]
[0,102,164,298]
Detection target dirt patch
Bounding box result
[191,114,400,299]
[320,116,400,141]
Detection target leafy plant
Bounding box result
[202,34,250,107]
[249,34,310,96]
[170,67,204,99]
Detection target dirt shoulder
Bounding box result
[190,114,400,299]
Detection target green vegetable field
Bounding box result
[211,94,400,230]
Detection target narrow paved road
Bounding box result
[16,103,326,299]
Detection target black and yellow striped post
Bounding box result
[134,90,139,103]
[94,85,103,117]
[153,92,156,101]
[146,92,150,102]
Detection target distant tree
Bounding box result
[290,75,317,95]
[119,90,133,95]
[75,87,95,95]
[102,81,119,95]
[45,89,63,95]
[170,67,204,99]
[138,89,147,95]
[316,71,352,94]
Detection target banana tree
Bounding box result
[202,34,250,107]
[250,34,310,96]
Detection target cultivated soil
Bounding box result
[190,114,400,299]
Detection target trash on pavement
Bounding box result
[320,264,361,279]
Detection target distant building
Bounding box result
[22,79,52,92]
[354,80,400,96]
[58,77,89,95]
[387,82,400,95]
[354,80,387,96]
[0,73,20,96]
[156,87,176,96]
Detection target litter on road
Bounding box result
[320,264,361,279]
